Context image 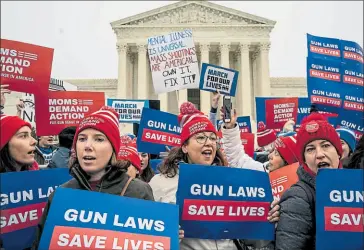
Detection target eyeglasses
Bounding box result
[194,134,218,145]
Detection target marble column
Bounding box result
[116,42,128,98]
[259,42,271,97]
[239,43,252,116]
[137,44,148,99]
[219,43,230,68]
[252,51,260,120]
[199,43,211,114]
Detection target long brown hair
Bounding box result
[0,143,33,173]
[158,144,228,178]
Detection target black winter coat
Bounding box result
[275,165,316,250]
[32,165,154,249]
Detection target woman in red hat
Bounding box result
[0,114,38,173]
[275,113,343,250]
[267,135,299,172]
[33,107,154,248]
[150,102,279,250]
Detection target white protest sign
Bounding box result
[148,29,200,94]
[21,78,77,127]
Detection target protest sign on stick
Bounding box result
[0,169,72,250]
[316,169,364,250]
[199,63,239,96]
[38,188,179,250]
[265,97,298,130]
[0,39,53,95]
[148,29,200,94]
[176,164,274,240]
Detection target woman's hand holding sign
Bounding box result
[268,199,280,223]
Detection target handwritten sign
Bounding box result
[316,169,364,250]
[199,63,239,96]
[137,108,181,154]
[269,163,299,201]
[0,39,53,95]
[0,169,72,250]
[176,164,274,240]
[107,99,149,124]
[38,188,179,250]
[35,91,105,136]
[147,29,200,94]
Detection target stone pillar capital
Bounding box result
[219,43,231,52]
[239,43,251,53]
[199,43,211,53]
[259,42,271,52]
[137,44,147,52]
[116,42,128,54]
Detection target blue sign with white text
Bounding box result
[199,63,239,96]
[107,99,149,123]
[0,168,72,250]
[307,33,342,61]
[38,188,180,250]
[316,169,364,250]
[137,108,181,154]
[176,164,274,240]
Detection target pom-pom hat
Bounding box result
[257,121,276,147]
[73,106,120,154]
[336,127,357,152]
[274,135,299,165]
[178,102,217,145]
[118,135,141,171]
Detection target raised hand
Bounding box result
[211,92,221,109]
[220,106,237,129]
[0,84,11,107]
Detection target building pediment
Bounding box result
[111,1,275,28]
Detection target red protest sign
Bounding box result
[0,39,53,95]
[269,162,299,201]
[265,97,298,129]
[240,132,254,158]
[35,91,105,136]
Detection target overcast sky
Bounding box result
[1,1,363,79]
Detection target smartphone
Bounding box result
[223,95,232,123]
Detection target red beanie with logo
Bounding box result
[73,106,120,154]
[118,135,141,171]
[178,102,217,145]
[0,115,31,150]
[257,121,276,147]
[275,135,299,165]
[296,113,342,166]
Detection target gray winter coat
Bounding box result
[275,165,316,250]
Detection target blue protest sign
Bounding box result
[236,116,252,133]
[176,163,274,240]
[307,33,342,61]
[307,57,343,113]
[316,169,364,250]
[38,188,179,250]
[341,40,363,64]
[0,168,72,250]
[199,63,239,96]
[107,99,149,123]
[137,107,181,154]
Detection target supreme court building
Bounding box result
[110,0,276,120]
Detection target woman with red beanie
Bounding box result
[118,135,142,179]
[149,102,279,250]
[275,113,343,250]
[33,106,154,249]
[267,135,299,172]
[0,114,38,173]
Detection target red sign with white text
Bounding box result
[35,91,105,136]
[269,163,299,201]
[0,39,53,95]
[240,132,254,158]
[265,98,298,130]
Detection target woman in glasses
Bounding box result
[149,102,278,250]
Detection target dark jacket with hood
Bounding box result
[275,165,316,250]
[32,164,154,249]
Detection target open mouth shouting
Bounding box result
[317,161,331,169]
[201,148,213,159]
[83,155,96,164]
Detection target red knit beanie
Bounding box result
[0,115,31,150]
[73,106,120,154]
[296,113,343,167]
[178,102,217,145]
[257,122,276,147]
[118,135,141,171]
[275,135,299,165]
